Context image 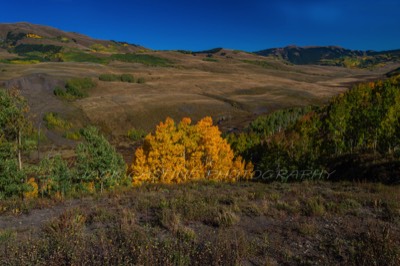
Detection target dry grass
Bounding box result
[2,49,398,140]
[0,181,399,265]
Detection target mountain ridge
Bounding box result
[254,45,400,67]
[2,22,400,61]
[0,22,143,53]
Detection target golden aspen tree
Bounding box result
[177,117,204,180]
[130,116,253,184]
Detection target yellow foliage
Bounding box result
[83,181,96,193]
[9,60,40,65]
[24,178,38,199]
[26,33,42,39]
[130,117,253,184]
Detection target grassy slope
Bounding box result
[2,51,398,137]
[1,23,399,140]
[0,181,399,265]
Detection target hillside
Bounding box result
[0,22,399,150]
[255,45,400,68]
[0,22,142,53]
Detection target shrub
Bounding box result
[90,43,116,53]
[136,77,145,84]
[127,128,146,141]
[43,112,72,130]
[36,155,71,198]
[351,227,400,265]
[54,78,96,100]
[0,158,27,199]
[120,74,135,83]
[99,74,120,82]
[99,74,143,83]
[75,126,126,193]
[64,131,81,140]
[53,86,66,97]
[66,78,96,91]
[23,178,38,199]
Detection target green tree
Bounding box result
[36,155,71,198]
[0,88,32,198]
[0,88,32,171]
[0,154,26,199]
[75,126,125,193]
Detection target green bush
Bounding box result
[99,74,142,83]
[66,78,96,90]
[54,78,96,100]
[127,128,146,141]
[0,159,27,199]
[75,126,126,193]
[99,74,120,82]
[36,155,71,198]
[53,86,66,97]
[120,74,135,83]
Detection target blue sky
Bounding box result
[2,0,400,51]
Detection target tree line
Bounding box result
[227,76,400,182]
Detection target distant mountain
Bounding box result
[255,45,400,68]
[1,22,400,69]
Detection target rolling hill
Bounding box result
[0,22,142,53]
[255,45,400,68]
[1,22,399,152]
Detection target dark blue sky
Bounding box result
[2,0,400,51]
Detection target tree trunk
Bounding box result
[37,123,41,160]
[18,129,22,172]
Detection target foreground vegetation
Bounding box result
[0,181,399,265]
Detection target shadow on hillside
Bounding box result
[328,153,400,184]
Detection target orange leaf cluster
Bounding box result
[130,117,253,184]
